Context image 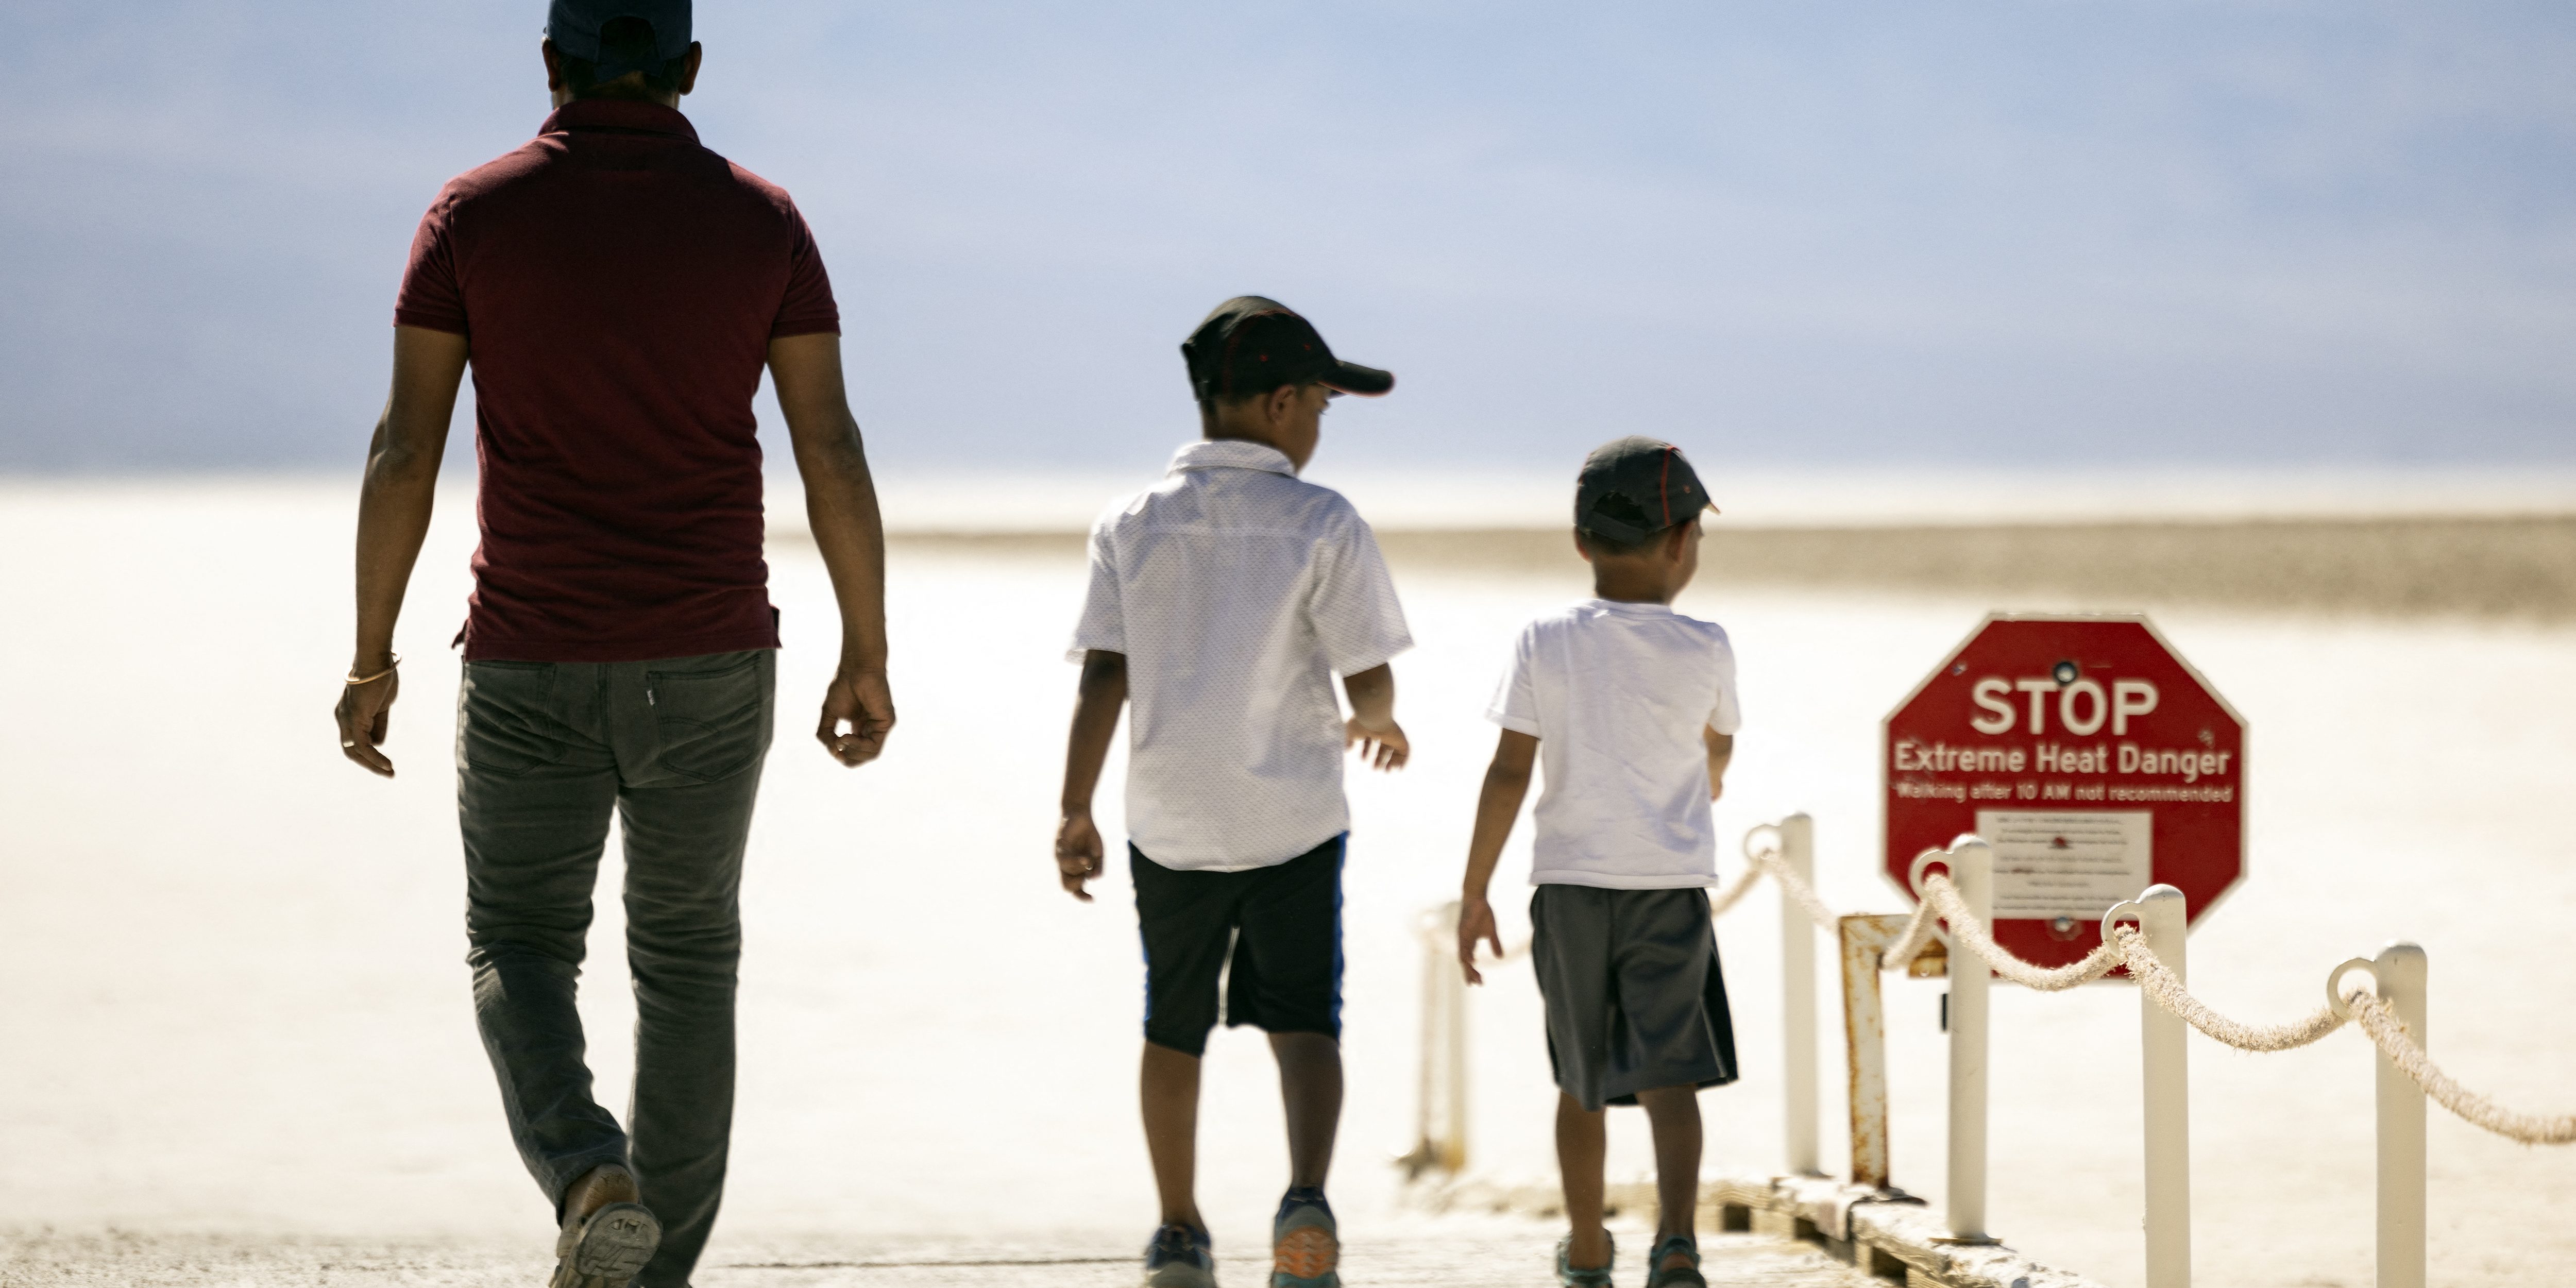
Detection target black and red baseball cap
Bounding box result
[1574,436,1717,543]
[1181,297,1395,401]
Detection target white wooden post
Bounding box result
[2133,885,2193,1288]
[1780,813,1821,1176]
[1945,838,1993,1243]
[2375,941,2428,1288]
[1402,902,1471,1178]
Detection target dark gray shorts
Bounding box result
[1530,884,1739,1112]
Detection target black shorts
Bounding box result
[1530,884,1738,1111]
[1131,834,1345,1057]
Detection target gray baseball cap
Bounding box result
[547,0,691,80]
[1574,436,1716,543]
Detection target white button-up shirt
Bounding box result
[1071,440,1414,871]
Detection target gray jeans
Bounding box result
[456,649,775,1288]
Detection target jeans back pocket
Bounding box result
[645,652,774,783]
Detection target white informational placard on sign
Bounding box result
[1975,809,2155,920]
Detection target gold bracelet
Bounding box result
[345,654,401,685]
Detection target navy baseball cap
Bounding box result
[1574,436,1717,543]
[1181,297,1394,401]
[547,0,691,80]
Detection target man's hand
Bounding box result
[334,666,401,777]
[817,667,896,766]
[1055,810,1106,901]
[773,334,895,771]
[1456,893,1503,985]
[1345,716,1410,771]
[340,325,465,782]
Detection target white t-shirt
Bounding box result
[1486,599,1743,889]
[1070,439,1414,871]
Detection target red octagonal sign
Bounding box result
[1884,614,2246,970]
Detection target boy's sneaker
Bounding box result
[1555,1232,1615,1288]
[1144,1223,1217,1288]
[1271,1188,1340,1287]
[1643,1234,1705,1288]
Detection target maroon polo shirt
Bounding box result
[394,99,839,662]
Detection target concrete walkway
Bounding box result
[0,1217,1887,1287]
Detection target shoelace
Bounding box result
[1276,1189,1332,1222]
[1150,1227,1208,1263]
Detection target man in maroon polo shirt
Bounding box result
[330,5,892,1285]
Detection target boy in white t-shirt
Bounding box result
[1455,437,1741,1288]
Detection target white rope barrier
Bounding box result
[1741,839,1840,930]
[1463,823,2576,1149]
[1910,876,2123,992]
[1703,857,1769,920]
[2110,926,2348,1052]
[2344,993,2576,1146]
[1879,895,1945,975]
[1908,873,2576,1144]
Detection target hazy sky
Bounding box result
[6,1,2573,474]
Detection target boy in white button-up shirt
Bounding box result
[1455,437,1742,1288]
[1055,298,1412,1288]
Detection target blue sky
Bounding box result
[4,1,2572,474]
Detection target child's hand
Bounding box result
[1456,894,1503,985]
[1345,716,1410,771]
[1055,810,1105,902]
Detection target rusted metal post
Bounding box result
[1780,813,1822,1176]
[1837,913,1907,1190]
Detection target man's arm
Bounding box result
[1456,727,1538,984]
[769,332,895,766]
[1705,728,1735,800]
[1055,649,1128,901]
[335,325,468,777]
[1341,662,1410,771]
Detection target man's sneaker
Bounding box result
[1144,1223,1217,1288]
[1643,1234,1706,1288]
[1271,1188,1340,1288]
[550,1164,662,1288]
[1555,1231,1615,1288]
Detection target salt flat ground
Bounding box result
[3,479,2572,1288]
[0,1223,1886,1288]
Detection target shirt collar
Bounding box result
[1168,439,1297,478]
[538,99,701,145]
[1587,597,1677,616]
